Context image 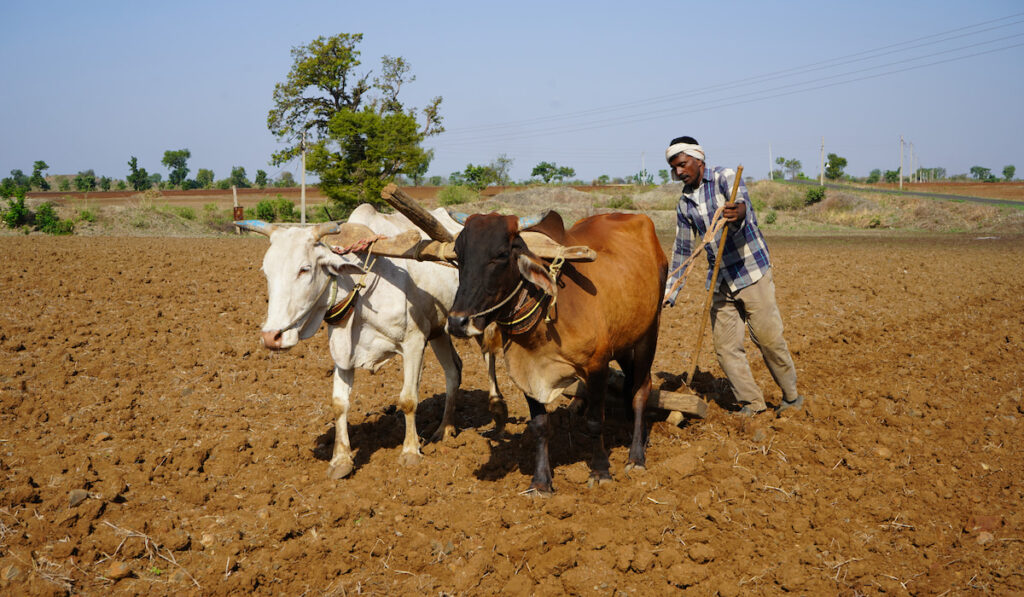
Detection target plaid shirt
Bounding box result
[665,165,772,303]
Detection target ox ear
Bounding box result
[319,248,368,278]
[515,245,557,298]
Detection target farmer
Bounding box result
[663,136,804,416]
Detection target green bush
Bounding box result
[600,195,636,210]
[764,210,777,225]
[3,192,30,228]
[805,186,826,205]
[254,196,297,222]
[77,208,98,223]
[437,185,478,206]
[35,202,74,235]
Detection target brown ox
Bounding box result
[447,211,667,495]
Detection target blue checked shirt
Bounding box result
[665,165,772,304]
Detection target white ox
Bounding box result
[239,204,503,479]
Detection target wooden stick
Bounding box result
[561,381,707,418]
[380,183,455,243]
[685,165,744,383]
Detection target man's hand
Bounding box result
[723,201,746,223]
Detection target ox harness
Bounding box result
[323,243,378,326]
[478,248,567,335]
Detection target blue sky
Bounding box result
[2,1,1022,184]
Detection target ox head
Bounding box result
[238,220,366,350]
[446,213,558,337]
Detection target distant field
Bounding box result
[870,181,1024,201]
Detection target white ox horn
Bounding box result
[235,219,279,236]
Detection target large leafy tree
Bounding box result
[1003,165,1015,181]
[267,33,443,212]
[127,157,150,191]
[31,161,50,190]
[970,166,992,181]
[531,161,575,183]
[161,149,191,188]
[824,153,847,180]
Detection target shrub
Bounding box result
[764,210,777,225]
[600,195,636,210]
[35,202,74,235]
[77,208,97,223]
[805,186,826,206]
[3,191,30,228]
[437,185,478,206]
[254,196,297,222]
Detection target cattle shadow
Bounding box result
[310,389,507,474]
[472,392,657,484]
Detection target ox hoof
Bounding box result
[327,459,354,480]
[624,461,646,473]
[397,451,423,468]
[587,472,613,488]
[526,483,553,498]
[430,424,456,444]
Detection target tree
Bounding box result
[884,169,900,183]
[196,168,214,188]
[267,33,443,212]
[127,157,151,191]
[30,161,50,190]
[824,153,847,180]
[866,169,881,184]
[783,158,802,180]
[229,166,250,188]
[410,149,433,185]
[491,154,514,186]
[460,163,498,191]
[596,174,611,185]
[970,166,992,181]
[99,176,112,191]
[74,170,97,192]
[531,161,575,183]
[161,149,191,188]
[657,169,669,185]
[275,171,295,187]
[1003,165,1016,181]
[255,169,268,188]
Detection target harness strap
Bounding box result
[323,240,377,326]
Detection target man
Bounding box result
[663,136,804,416]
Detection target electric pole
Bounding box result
[769,144,773,181]
[819,137,825,185]
[300,129,307,224]
[899,136,904,191]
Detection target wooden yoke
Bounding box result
[378,184,597,262]
[380,184,455,243]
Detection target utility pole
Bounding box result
[300,129,307,224]
[769,144,773,181]
[899,136,904,191]
[819,136,825,185]
[913,143,921,183]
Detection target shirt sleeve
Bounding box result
[665,203,695,305]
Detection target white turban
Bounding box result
[665,143,704,164]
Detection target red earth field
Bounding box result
[1,231,1023,595]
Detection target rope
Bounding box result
[545,248,566,322]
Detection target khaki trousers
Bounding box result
[710,269,798,410]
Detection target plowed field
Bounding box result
[1,232,1022,595]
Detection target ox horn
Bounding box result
[517,211,550,230]
[235,219,279,236]
[313,221,342,242]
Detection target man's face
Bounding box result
[669,153,704,187]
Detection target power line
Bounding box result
[438,12,1024,139]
